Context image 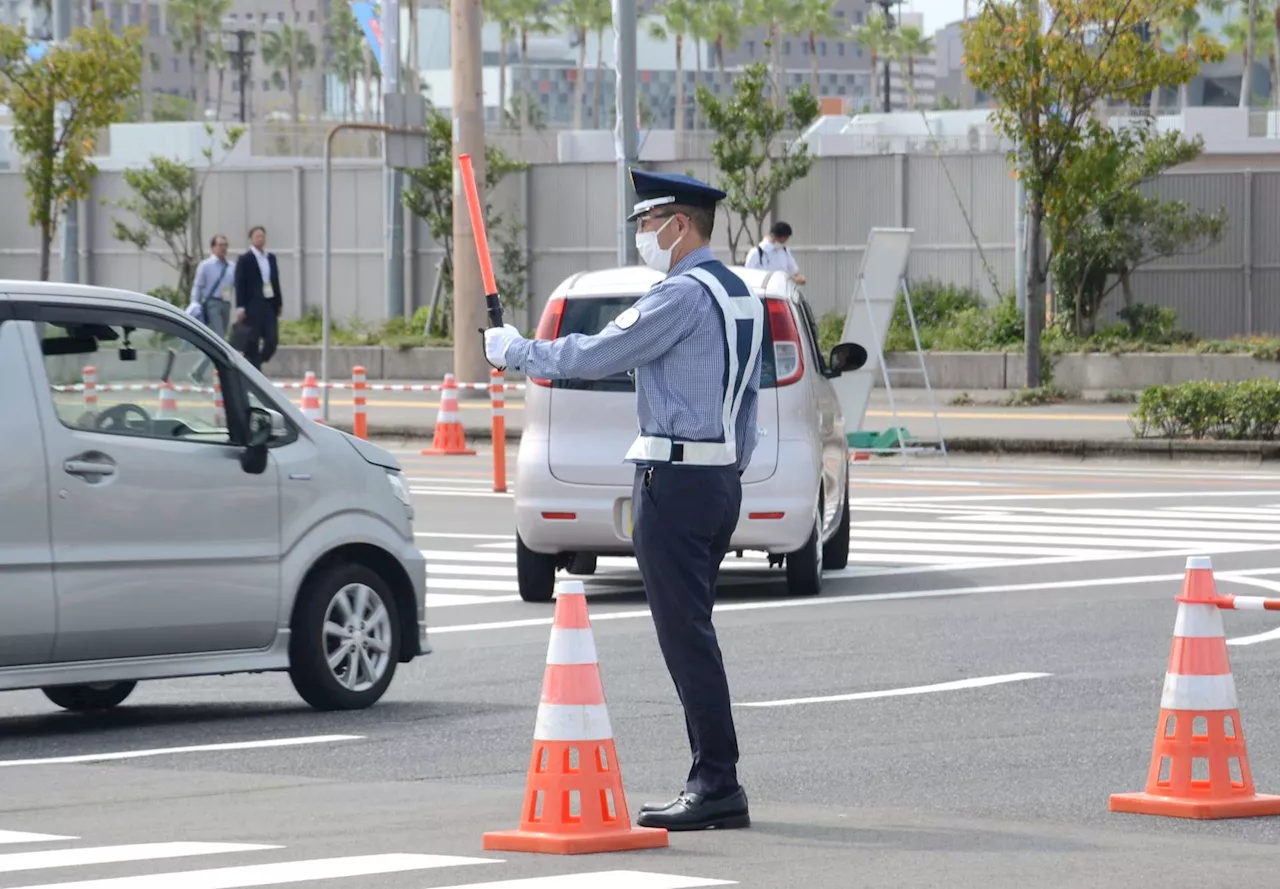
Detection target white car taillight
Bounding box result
[765,298,805,386]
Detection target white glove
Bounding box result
[484,324,523,366]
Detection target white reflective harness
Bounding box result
[624,265,765,467]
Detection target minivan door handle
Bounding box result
[64,455,117,479]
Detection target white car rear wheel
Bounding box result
[785,504,823,597]
[822,477,850,571]
[516,533,557,602]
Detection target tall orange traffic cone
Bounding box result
[157,380,178,418]
[422,374,475,456]
[1110,555,1280,819]
[301,371,323,423]
[482,580,668,855]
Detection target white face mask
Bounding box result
[635,216,681,274]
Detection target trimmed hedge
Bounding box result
[1131,380,1280,441]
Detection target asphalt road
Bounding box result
[3,449,1280,888]
[300,383,1138,441]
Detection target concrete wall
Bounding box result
[2,153,1276,338]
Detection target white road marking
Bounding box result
[431,567,1280,634]
[0,736,362,768]
[859,519,1280,545]
[0,844,275,874]
[854,490,1280,505]
[478,541,519,549]
[410,488,513,499]
[1223,576,1280,646]
[0,832,77,845]
[429,593,521,607]
[429,872,735,889]
[2,854,500,889]
[415,532,516,541]
[736,672,1052,708]
[405,477,493,486]
[849,478,991,487]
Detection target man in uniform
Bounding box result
[484,169,763,832]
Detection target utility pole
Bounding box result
[615,0,638,266]
[53,0,78,284]
[383,0,405,319]
[452,0,487,388]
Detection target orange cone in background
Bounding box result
[422,373,476,456]
[82,366,97,412]
[301,371,323,423]
[213,379,226,428]
[157,380,178,418]
[1110,556,1280,820]
[482,580,668,855]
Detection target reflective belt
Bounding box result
[625,264,764,467]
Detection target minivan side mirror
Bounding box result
[827,342,869,376]
[240,407,284,474]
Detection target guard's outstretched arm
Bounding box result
[504,280,700,381]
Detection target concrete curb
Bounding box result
[328,421,1280,462]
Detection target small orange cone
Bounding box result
[157,380,178,418]
[422,374,476,456]
[301,371,323,423]
[1110,555,1280,820]
[482,580,668,855]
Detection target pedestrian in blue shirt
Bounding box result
[485,169,763,832]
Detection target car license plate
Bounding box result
[622,498,633,538]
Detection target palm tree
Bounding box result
[1225,4,1277,108]
[890,24,932,108]
[648,0,698,135]
[557,0,601,129]
[482,0,519,127]
[263,20,318,123]
[589,0,612,127]
[794,0,843,97]
[169,0,232,120]
[854,10,891,111]
[326,0,366,120]
[705,0,743,77]
[1243,0,1259,107]
[743,0,802,105]
[508,0,554,132]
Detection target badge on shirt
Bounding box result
[263,283,275,299]
[614,307,640,330]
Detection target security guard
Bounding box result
[484,169,762,832]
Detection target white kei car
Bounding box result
[512,265,868,602]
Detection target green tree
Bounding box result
[508,0,555,132]
[695,61,820,262]
[743,0,802,105]
[401,110,531,337]
[263,21,318,125]
[648,0,698,136]
[168,0,232,120]
[854,10,892,110]
[0,20,142,280]
[962,0,1223,386]
[482,0,520,125]
[794,0,844,97]
[891,24,934,108]
[557,0,610,130]
[109,124,246,306]
[706,0,745,78]
[326,0,367,120]
[1049,124,1227,337]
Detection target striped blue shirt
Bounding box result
[504,245,763,471]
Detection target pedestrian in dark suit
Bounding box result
[233,224,283,370]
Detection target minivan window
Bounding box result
[33,313,234,445]
[551,295,778,391]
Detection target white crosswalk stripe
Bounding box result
[0,831,735,889]
[420,504,1280,608]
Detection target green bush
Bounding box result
[1131,379,1280,441]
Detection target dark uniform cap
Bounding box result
[627,169,727,221]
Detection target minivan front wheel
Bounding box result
[289,563,401,711]
[42,681,137,712]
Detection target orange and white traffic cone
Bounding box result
[421,373,475,456]
[352,365,368,440]
[213,379,226,428]
[1110,556,1280,819]
[82,366,97,412]
[157,380,178,418]
[483,580,668,854]
[301,371,323,423]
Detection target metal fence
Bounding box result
[0,152,1274,338]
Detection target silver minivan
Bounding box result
[0,282,428,712]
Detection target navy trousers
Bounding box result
[632,462,743,799]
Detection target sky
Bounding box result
[900,0,969,33]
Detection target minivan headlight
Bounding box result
[386,471,411,507]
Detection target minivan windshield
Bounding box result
[551,295,778,392]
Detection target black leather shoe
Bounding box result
[639,796,681,814]
[636,788,750,831]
